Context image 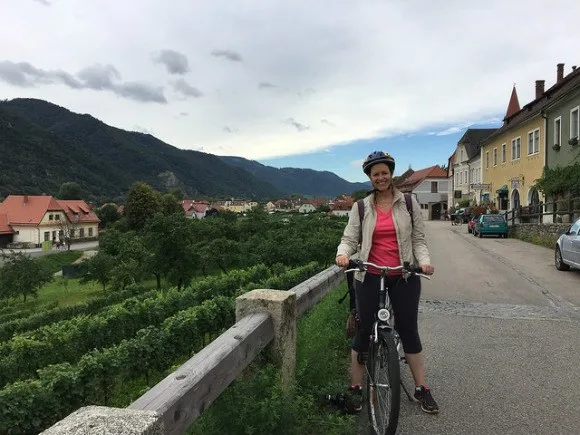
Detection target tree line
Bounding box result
[0,181,348,301]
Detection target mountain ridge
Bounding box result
[0,98,369,201]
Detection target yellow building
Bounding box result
[481,85,546,211]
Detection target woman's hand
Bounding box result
[336,255,350,268]
[420,264,435,275]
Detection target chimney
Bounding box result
[557,63,564,82]
[23,195,28,203]
[535,80,545,99]
[573,66,577,71]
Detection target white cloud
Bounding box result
[1,0,579,160]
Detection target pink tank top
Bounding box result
[367,208,401,275]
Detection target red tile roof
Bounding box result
[0,195,99,225]
[505,86,521,120]
[0,213,14,234]
[395,165,448,192]
[56,200,100,223]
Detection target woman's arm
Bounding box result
[409,196,431,266]
[336,202,361,259]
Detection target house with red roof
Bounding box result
[395,165,449,220]
[0,195,100,248]
[181,199,208,219]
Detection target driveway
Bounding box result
[359,220,580,435]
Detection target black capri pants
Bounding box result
[352,272,422,355]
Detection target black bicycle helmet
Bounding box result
[362,151,395,175]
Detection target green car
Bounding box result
[473,214,508,238]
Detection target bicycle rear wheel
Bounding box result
[366,331,401,435]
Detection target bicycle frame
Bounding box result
[344,259,430,435]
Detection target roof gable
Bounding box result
[483,64,580,145]
[457,128,498,159]
[505,86,521,119]
[55,200,100,223]
[0,195,54,225]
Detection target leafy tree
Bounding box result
[534,163,580,198]
[203,238,240,273]
[82,252,116,291]
[168,188,184,201]
[160,193,183,216]
[124,182,162,231]
[96,204,121,228]
[0,252,52,301]
[56,216,79,250]
[144,214,197,289]
[351,189,368,201]
[57,182,83,199]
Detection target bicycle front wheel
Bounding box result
[366,331,401,435]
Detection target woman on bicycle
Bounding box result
[335,151,439,415]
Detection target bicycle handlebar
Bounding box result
[344,259,431,280]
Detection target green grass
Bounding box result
[36,251,83,274]
[186,282,357,435]
[510,231,558,250]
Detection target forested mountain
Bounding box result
[219,156,370,197]
[0,98,367,202]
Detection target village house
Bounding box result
[0,195,100,248]
[181,199,209,219]
[450,128,497,207]
[395,165,449,220]
[480,63,579,215]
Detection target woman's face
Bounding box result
[369,163,392,192]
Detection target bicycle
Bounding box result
[345,259,430,435]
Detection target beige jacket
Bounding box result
[336,189,431,282]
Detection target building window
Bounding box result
[493,148,497,166]
[554,117,562,145]
[511,137,521,160]
[486,151,489,168]
[501,143,506,163]
[89,228,93,237]
[527,128,540,155]
[49,214,53,220]
[571,106,579,140]
[44,231,50,242]
[79,228,85,238]
[55,214,60,220]
[431,181,438,193]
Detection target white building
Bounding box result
[451,128,497,207]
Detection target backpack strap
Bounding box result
[404,193,414,228]
[357,199,365,245]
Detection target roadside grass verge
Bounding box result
[187,281,357,435]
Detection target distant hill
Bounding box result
[0,98,368,202]
[219,156,371,197]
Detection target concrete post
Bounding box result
[40,406,163,435]
[235,289,296,388]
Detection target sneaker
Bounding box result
[414,385,439,414]
[345,385,363,414]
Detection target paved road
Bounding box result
[0,241,99,266]
[360,220,580,435]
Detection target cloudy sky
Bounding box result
[2,0,580,182]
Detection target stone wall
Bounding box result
[509,222,570,240]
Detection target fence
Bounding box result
[41,264,345,435]
[503,196,580,226]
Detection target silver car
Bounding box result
[555,217,580,270]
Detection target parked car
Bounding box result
[555,217,580,271]
[473,214,508,238]
[467,214,481,234]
